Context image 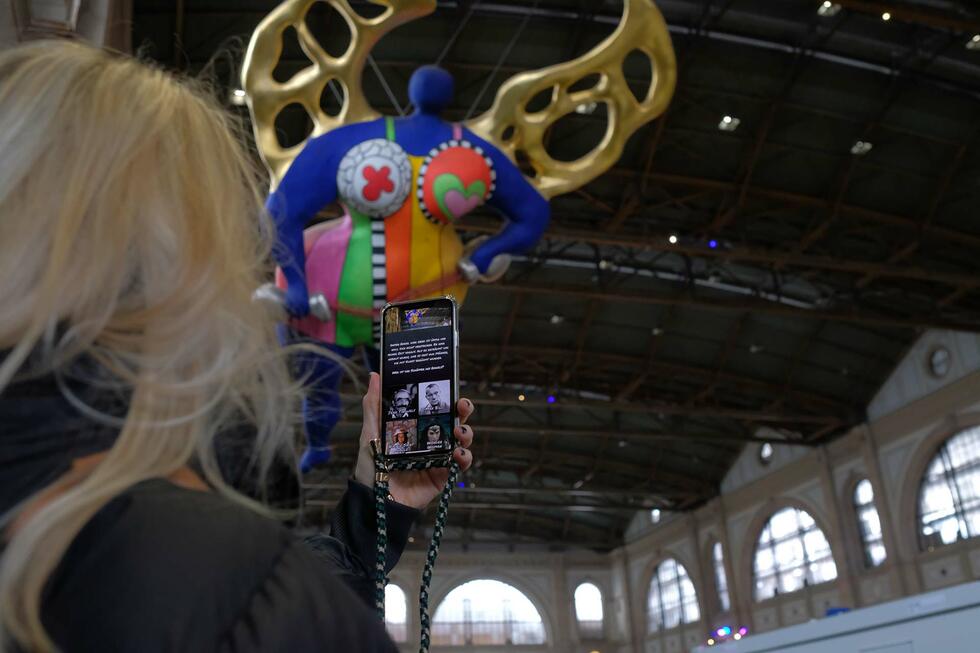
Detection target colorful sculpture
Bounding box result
[243,0,677,472]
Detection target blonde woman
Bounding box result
[0,41,476,652]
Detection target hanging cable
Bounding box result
[369,55,405,116]
[464,0,540,121]
[434,1,480,67]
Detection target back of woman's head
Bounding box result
[0,40,295,650]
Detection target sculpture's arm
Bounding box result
[461,141,551,279]
[265,134,341,316]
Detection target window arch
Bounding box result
[384,584,408,642]
[432,579,546,646]
[712,542,731,612]
[647,558,700,633]
[918,425,980,549]
[752,506,837,601]
[574,582,604,639]
[853,479,887,567]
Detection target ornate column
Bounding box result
[816,447,859,607]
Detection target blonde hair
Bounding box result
[0,40,299,650]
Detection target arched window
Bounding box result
[853,479,887,567]
[385,584,408,642]
[647,558,700,633]
[432,579,546,646]
[918,425,980,549]
[753,507,837,601]
[574,582,604,639]
[712,542,731,612]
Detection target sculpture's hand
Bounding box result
[459,236,512,283]
[285,283,311,318]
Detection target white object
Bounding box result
[693,580,980,653]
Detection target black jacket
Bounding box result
[2,365,421,652]
[39,478,418,652]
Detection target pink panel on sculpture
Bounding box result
[275,217,352,343]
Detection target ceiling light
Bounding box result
[575,101,598,115]
[851,140,873,155]
[618,439,627,448]
[230,88,247,106]
[547,394,556,404]
[967,34,980,50]
[408,536,415,543]
[760,442,774,462]
[817,1,841,17]
[550,314,565,325]
[650,508,661,523]
[517,393,526,402]
[652,326,664,336]
[708,239,718,249]
[718,115,740,132]
[749,344,763,354]
[668,234,678,245]
[881,11,891,21]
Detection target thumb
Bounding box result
[360,372,381,445]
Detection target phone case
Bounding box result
[379,296,459,464]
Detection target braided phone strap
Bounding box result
[373,444,460,653]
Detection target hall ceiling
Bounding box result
[133,0,980,551]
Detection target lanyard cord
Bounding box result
[372,443,460,653]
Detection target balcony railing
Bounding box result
[431,621,546,646]
[578,619,604,640]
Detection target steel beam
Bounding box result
[601,170,980,253]
[458,220,980,289]
[357,340,856,415]
[834,0,980,32]
[856,140,972,289]
[476,282,980,333]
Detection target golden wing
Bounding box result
[242,0,436,187]
[466,0,676,199]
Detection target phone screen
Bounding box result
[380,298,457,458]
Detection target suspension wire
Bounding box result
[463,0,541,121]
[434,0,481,67]
[369,54,405,116]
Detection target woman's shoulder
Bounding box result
[42,479,396,652]
[56,478,294,579]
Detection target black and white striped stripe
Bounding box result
[370,217,387,344]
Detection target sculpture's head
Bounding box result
[409,66,454,116]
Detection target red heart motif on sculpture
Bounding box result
[443,188,484,218]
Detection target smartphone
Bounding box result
[379,296,459,461]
